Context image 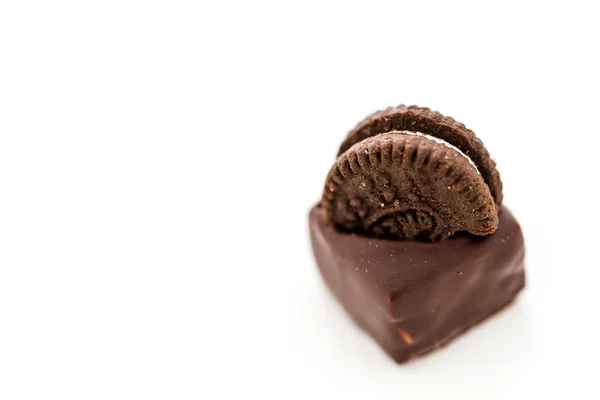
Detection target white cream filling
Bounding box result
[384,130,480,174]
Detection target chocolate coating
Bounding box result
[309,205,525,363]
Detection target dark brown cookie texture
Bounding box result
[321,132,498,241]
[338,105,503,207]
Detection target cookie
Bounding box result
[321,132,498,240]
[311,105,524,363]
[338,105,503,207]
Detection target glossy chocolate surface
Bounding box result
[309,205,525,363]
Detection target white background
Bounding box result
[1,1,599,399]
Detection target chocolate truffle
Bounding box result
[310,105,525,363]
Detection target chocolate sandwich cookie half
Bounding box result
[310,105,525,363]
[321,131,497,241]
[338,105,503,207]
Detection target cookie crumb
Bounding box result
[399,329,414,345]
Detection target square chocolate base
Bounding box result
[309,205,525,363]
